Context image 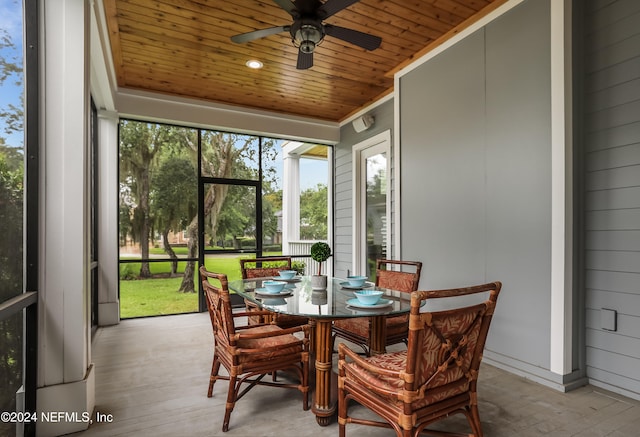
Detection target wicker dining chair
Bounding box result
[240,256,308,328]
[199,266,310,432]
[333,259,422,355]
[338,281,501,437]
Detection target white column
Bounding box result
[549,0,573,376]
[282,144,301,254]
[98,110,120,325]
[37,1,95,435]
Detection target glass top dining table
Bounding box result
[228,275,413,319]
[228,275,413,426]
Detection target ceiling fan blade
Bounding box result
[320,0,361,19]
[272,0,297,15]
[297,51,313,70]
[231,26,289,43]
[324,25,381,51]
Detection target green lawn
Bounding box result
[119,254,278,318]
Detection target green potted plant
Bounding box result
[310,241,331,290]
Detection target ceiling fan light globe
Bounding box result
[293,23,324,52]
[300,40,316,53]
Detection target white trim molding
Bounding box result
[549,0,574,376]
[351,130,392,273]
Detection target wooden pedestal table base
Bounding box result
[311,319,335,425]
[311,315,387,425]
[367,315,387,356]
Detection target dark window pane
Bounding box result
[118,121,199,317]
[0,312,23,437]
[0,2,26,432]
[119,121,198,260]
[0,0,25,302]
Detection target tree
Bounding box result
[215,184,255,249]
[0,20,25,421]
[151,157,197,274]
[175,134,280,292]
[0,153,23,422]
[119,122,172,277]
[300,183,328,240]
[118,124,280,293]
[0,154,22,300]
[177,132,264,292]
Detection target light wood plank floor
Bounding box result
[71,313,640,437]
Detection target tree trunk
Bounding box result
[139,170,152,278]
[178,219,198,293]
[162,229,178,275]
[178,184,226,293]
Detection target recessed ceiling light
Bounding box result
[246,60,263,69]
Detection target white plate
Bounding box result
[340,281,375,290]
[255,288,293,297]
[345,298,393,309]
[271,276,302,282]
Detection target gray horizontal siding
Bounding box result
[586,288,640,313]
[586,78,640,113]
[587,186,640,210]
[586,121,640,152]
[586,209,640,230]
[586,230,640,251]
[582,0,640,397]
[585,99,640,132]
[586,166,640,190]
[586,320,640,363]
[586,143,640,171]
[586,56,640,93]
[586,270,640,294]
[586,250,640,272]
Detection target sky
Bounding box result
[272,146,329,191]
[0,0,24,149]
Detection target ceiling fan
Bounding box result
[231,0,382,70]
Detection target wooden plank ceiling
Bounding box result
[103,0,505,122]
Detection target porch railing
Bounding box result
[287,240,332,277]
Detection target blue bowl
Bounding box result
[353,290,383,305]
[347,275,368,287]
[262,280,286,293]
[276,270,297,280]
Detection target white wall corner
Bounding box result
[97,110,120,325]
[36,364,95,437]
[549,0,573,376]
[98,301,120,326]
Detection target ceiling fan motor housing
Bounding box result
[231,0,381,69]
[291,20,325,53]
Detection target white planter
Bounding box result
[311,275,328,290]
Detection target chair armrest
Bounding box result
[234,323,310,341]
[338,342,402,379]
[232,310,274,319]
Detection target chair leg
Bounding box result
[302,361,309,410]
[338,377,346,437]
[467,404,483,437]
[222,374,238,432]
[208,355,221,398]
